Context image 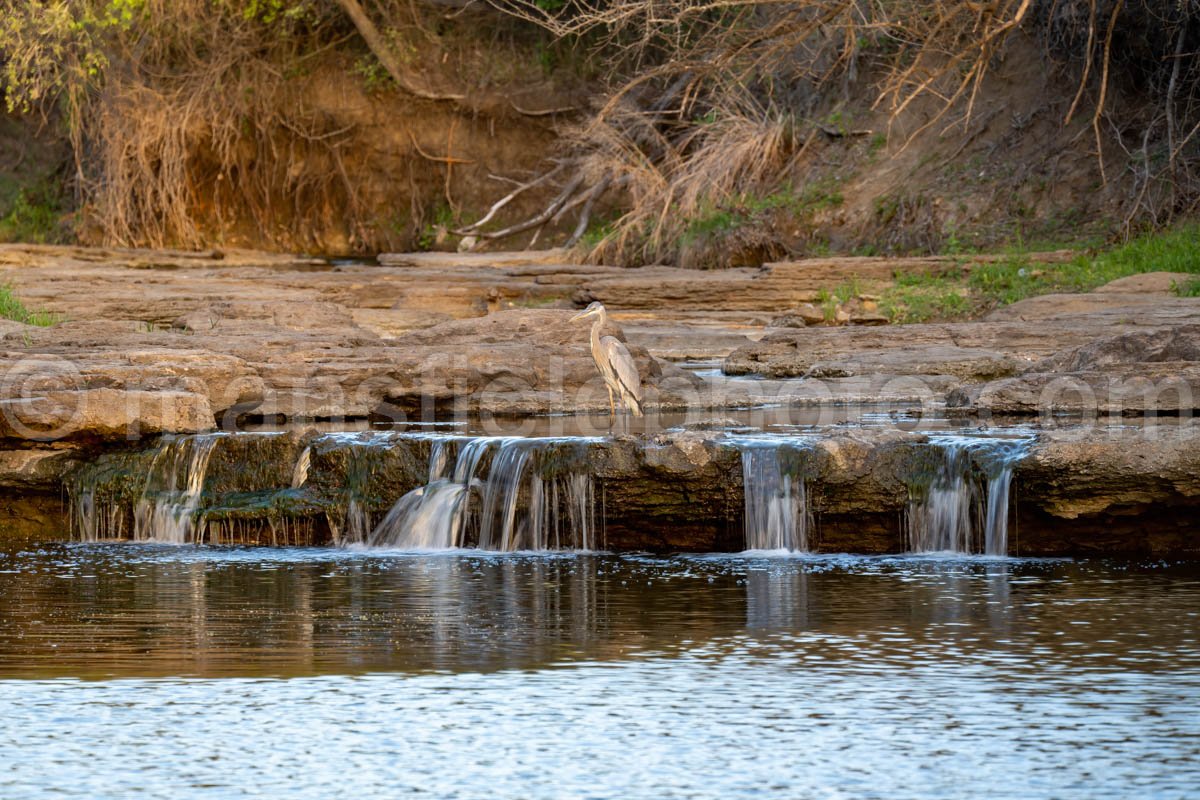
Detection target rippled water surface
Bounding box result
[1,544,1197,799]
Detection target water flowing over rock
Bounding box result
[71,432,226,543]
[368,436,599,551]
[133,433,224,543]
[906,436,1030,555]
[56,424,1200,557]
[736,440,812,552]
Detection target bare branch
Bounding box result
[334,0,466,102]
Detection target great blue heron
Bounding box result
[570,301,644,418]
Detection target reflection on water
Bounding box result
[0,545,1197,799]
[0,546,1197,678]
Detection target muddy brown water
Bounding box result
[0,544,1196,798]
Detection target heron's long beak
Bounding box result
[569,309,593,322]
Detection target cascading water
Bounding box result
[365,438,487,550]
[62,426,1033,554]
[132,433,225,543]
[906,436,1030,555]
[369,437,599,552]
[736,440,811,552]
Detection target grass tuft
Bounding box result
[0,284,61,326]
[1176,278,1200,297]
[880,269,971,323]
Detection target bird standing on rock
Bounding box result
[569,301,644,419]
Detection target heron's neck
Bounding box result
[590,309,606,351]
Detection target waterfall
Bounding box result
[131,433,225,543]
[737,441,810,552]
[906,436,1029,555]
[983,465,1016,556]
[70,483,128,541]
[369,437,599,551]
[366,438,488,550]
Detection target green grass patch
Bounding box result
[877,224,1200,322]
[968,223,1200,306]
[1175,278,1200,297]
[880,269,973,323]
[416,203,459,250]
[0,284,60,326]
[0,183,67,244]
[681,180,845,247]
[579,217,617,251]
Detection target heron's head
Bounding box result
[569,301,605,322]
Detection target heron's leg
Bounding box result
[607,386,615,427]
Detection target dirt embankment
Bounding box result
[1,2,1197,259]
[0,35,1111,257]
[0,2,588,255]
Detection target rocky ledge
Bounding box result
[727,274,1200,417]
[0,245,1197,555]
[0,421,1194,556]
[3,245,1198,447]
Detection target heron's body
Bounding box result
[571,302,644,418]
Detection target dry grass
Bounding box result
[3,1,1199,258]
[580,90,796,265]
[489,0,1200,265]
[1,0,403,249]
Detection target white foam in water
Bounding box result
[907,436,1030,556]
[370,436,599,551]
[737,441,809,552]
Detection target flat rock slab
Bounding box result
[948,363,1200,415]
[5,244,1200,438]
[950,326,1200,415]
[1092,271,1197,293]
[723,321,1068,378]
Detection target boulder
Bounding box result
[849,311,890,326]
[770,304,826,327]
[1034,325,1200,371]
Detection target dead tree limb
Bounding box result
[408,132,475,164]
[455,164,565,234]
[470,173,585,240]
[1092,0,1124,185]
[334,0,466,102]
[1064,0,1098,127]
[510,101,580,117]
[565,175,617,247]
[1167,22,1187,179]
